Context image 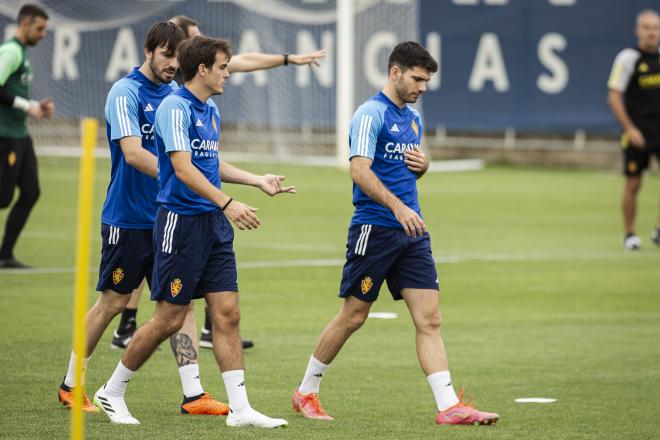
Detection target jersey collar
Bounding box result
[178,86,206,109]
[377,91,409,116]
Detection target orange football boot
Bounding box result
[291,389,334,420]
[181,392,229,415]
[58,382,99,413]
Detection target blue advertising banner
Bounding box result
[419,0,660,133]
[1,0,658,133]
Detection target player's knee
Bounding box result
[415,310,442,334]
[625,177,642,193]
[344,309,368,331]
[99,291,131,317]
[157,312,187,335]
[168,313,188,334]
[215,307,240,329]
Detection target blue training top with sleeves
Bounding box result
[349,91,424,229]
[155,86,222,215]
[101,67,177,229]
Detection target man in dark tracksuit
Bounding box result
[0,4,54,268]
[607,9,660,250]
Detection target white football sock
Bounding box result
[105,361,135,397]
[222,370,250,413]
[427,371,460,411]
[298,355,329,394]
[64,351,89,388]
[179,364,204,397]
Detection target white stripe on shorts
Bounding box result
[354,224,372,256]
[161,211,178,254]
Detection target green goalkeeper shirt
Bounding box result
[0,37,32,139]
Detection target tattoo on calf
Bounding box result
[170,333,198,367]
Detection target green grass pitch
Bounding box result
[0,156,659,439]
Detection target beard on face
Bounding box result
[395,80,419,104]
[149,57,176,84]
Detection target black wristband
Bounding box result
[283,54,289,66]
[221,198,233,211]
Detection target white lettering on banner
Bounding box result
[296,30,333,88]
[53,25,80,80]
[426,32,441,91]
[232,30,267,86]
[364,31,398,90]
[537,32,568,94]
[468,33,509,92]
[105,27,139,82]
[6,21,573,97]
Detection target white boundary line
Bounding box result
[0,251,655,276]
[35,146,484,173]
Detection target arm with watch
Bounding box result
[227,50,326,73]
[168,153,296,230]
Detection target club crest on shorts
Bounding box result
[627,161,637,174]
[361,276,373,294]
[171,278,183,297]
[411,119,419,137]
[112,268,124,285]
[7,151,17,167]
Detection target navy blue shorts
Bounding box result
[96,224,153,294]
[339,224,439,302]
[151,208,238,305]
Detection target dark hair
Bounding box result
[169,15,199,39]
[144,21,185,56]
[177,36,232,82]
[17,4,49,23]
[387,41,438,74]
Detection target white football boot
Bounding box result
[624,234,642,251]
[226,407,288,428]
[93,384,140,425]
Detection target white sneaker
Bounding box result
[624,234,642,251]
[226,407,288,428]
[93,384,140,425]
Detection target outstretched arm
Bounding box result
[228,50,326,73]
[220,161,296,196]
[170,152,260,230]
[350,156,426,237]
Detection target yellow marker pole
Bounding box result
[71,118,98,440]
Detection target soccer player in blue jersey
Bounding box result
[95,35,293,428]
[291,42,499,426]
[58,22,229,416]
[111,14,325,350]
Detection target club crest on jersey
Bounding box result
[639,62,649,73]
[7,151,16,167]
[361,276,373,294]
[171,278,183,297]
[411,119,419,137]
[112,268,124,285]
